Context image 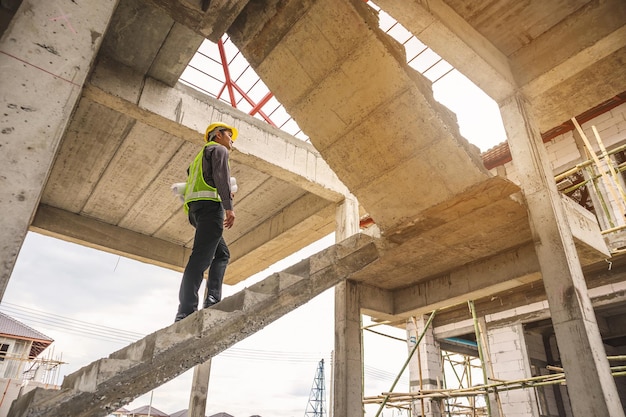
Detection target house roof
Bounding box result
[0,311,53,358]
[481,91,626,170]
[127,405,170,416]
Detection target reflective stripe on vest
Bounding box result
[183,142,222,212]
[186,190,219,200]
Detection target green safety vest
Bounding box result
[183,141,222,213]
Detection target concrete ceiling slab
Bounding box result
[375,0,626,132]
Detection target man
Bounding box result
[175,121,238,322]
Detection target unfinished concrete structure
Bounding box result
[1,0,625,416]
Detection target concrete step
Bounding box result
[8,233,379,417]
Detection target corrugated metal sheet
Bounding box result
[0,311,52,342]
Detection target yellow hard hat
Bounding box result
[204,122,238,142]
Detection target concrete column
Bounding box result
[406,316,443,417]
[486,324,540,417]
[189,360,211,417]
[0,0,119,299]
[335,194,360,242]
[333,195,363,417]
[333,280,363,417]
[500,93,624,417]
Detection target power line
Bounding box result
[2,302,326,359]
[0,302,142,344]
[0,303,406,383]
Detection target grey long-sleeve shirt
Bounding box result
[202,144,233,211]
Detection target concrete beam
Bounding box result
[530,46,626,133]
[147,22,205,87]
[31,193,336,287]
[30,204,189,271]
[100,0,176,77]
[514,0,626,94]
[0,0,118,301]
[392,243,542,318]
[145,0,250,42]
[512,0,626,131]
[225,193,336,284]
[563,193,611,263]
[374,0,516,103]
[99,0,205,86]
[433,268,626,330]
[605,312,626,341]
[358,284,394,321]
[86,58,349,202]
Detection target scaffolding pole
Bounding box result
[373,310,438,417]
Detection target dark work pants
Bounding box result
[176,200,230,321]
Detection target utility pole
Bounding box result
[304,359,326,417]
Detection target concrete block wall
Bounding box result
[545,131,581,173]
[544,103,626,171]
[407,316,443,417]
[493,102,626,232]
[486,323,541,417]
[492,102,626,182]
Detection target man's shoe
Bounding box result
[203,295,219,308]
[174,312,189,322]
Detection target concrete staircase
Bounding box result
[8,234,379,417]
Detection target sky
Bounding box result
[1,5,508,416]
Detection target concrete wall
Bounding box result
[406,316,443,417]
[493,102,626,235]
[487,324,541,417]
[492,102,626,182]
[0,379,60,417]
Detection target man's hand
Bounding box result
[224,209,235,229]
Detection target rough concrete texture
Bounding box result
[146,0,250,42]
[0,0,118,299]
[230,0,489,233]
[562,193,611,262]
[3,0,626,414]
[503,93,624,417]
[8,233,379,417]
